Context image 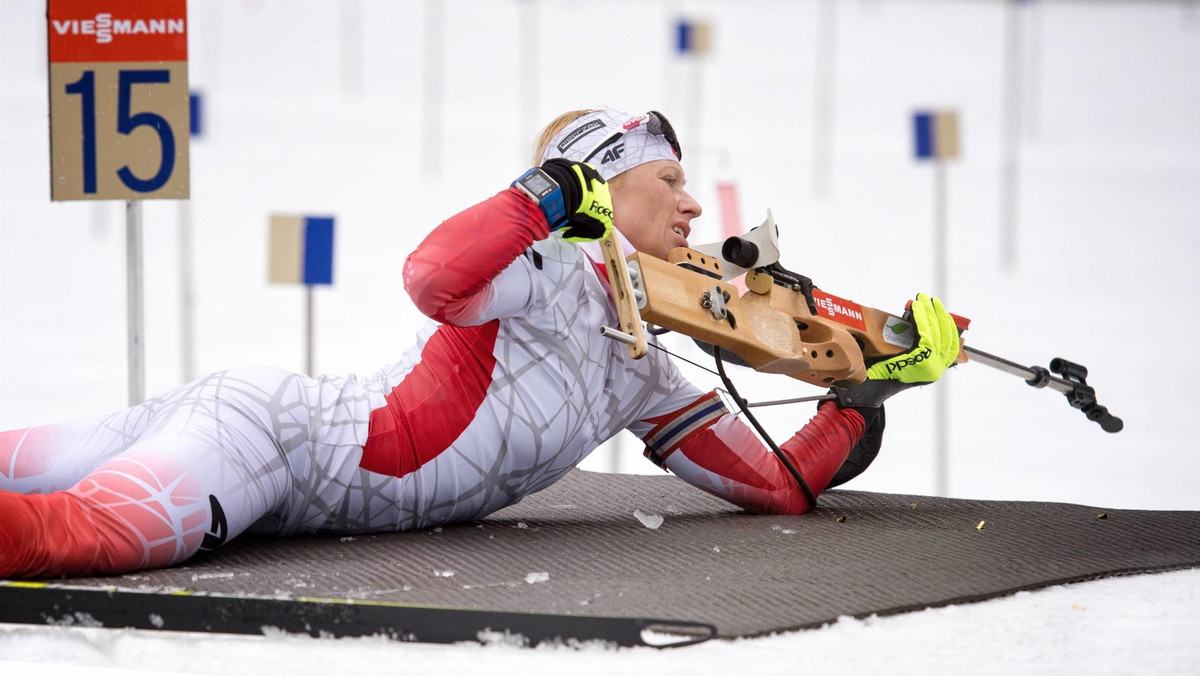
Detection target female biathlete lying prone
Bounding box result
[0,109,959,578]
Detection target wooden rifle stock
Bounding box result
[627,247,968,388]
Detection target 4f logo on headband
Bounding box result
[601,144,625,164]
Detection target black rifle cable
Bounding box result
[713,350,819,509]
[639,329,821,508]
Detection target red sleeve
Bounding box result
[404,188,550,324]
[644,391,866,515]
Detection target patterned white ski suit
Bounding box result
[0,188,866,578]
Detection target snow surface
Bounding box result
[3,568,1200,675]
[2,0,1198,672]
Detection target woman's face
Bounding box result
[609,160,702,260]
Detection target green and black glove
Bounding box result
[533,159,615,242]
[832,293,960,410]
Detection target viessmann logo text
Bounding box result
[52,14,185,44]
[814,296,863,323]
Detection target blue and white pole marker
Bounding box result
[268,215,334,286]
[913,110,960,162]
[912,109,960,498]
[675,18,712,55]
[269,214,335,376]
[189,91,203,138]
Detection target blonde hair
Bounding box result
[529,108,630,190]
[530,109,601,166]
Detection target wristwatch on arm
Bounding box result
[512,168,568,230]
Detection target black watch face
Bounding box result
[522,172,554,198]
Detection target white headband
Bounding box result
[540,109,682,181]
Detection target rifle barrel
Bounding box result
[962,345,1075,395]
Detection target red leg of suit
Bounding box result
[0,456,210,579]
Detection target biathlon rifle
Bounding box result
[599,210,1123,434]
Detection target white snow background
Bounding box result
[2,0,1199,673]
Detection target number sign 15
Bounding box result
[48,0,189,201]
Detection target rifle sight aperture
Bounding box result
[1050,357,1088,382]
[721,236,760,269]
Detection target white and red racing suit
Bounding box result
[0,188,867,579]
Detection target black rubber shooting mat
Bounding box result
[53,470,1200,638]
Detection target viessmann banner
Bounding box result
[48,0,190,201]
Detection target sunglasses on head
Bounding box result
[582,110,682,164]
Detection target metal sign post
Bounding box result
[812,0,839,201]
[913,109,960,496]
[1000,0,1027,270]
[268,215,336,377]
[180,91,203,383]
[126,199,145,403]
[422,0,445,178]
[48,0,191,405]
